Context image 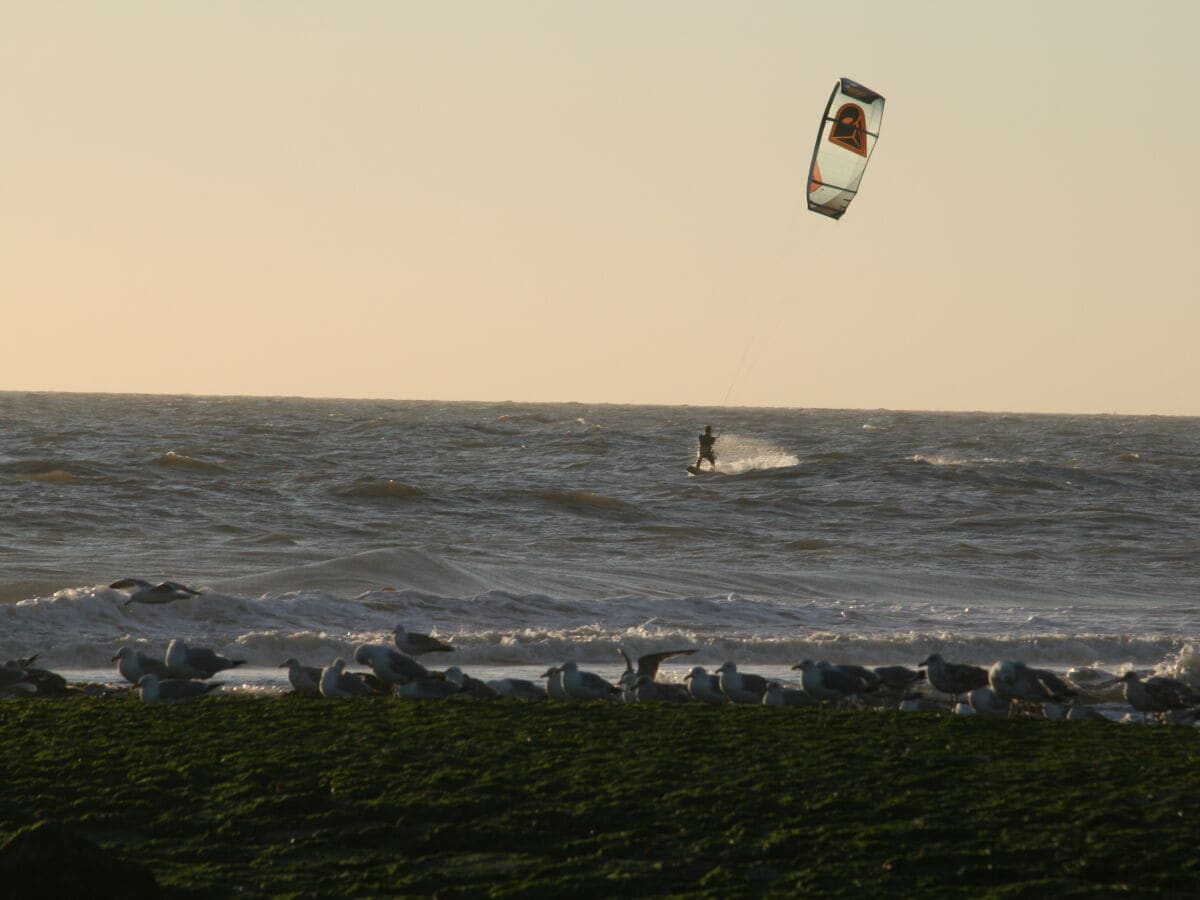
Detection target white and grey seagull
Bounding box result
[558,661,620,700]
[112,646,171,684]
[280,658,323,697]
[165,639,245,680]
[354,644,430,686]
[683,666,728,705]
[486,677,547,701]
[111,578,202,607]
[715,661,770,705]
[135,673,221,703]
[319,658,377,698]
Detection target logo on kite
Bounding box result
[828,103,868,157]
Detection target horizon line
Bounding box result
[1,388,1196,420]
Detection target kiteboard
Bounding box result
[686,465,717,476]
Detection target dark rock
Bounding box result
[0,820,160,898]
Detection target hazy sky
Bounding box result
[4,2,1199,413]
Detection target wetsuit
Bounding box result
[697,432,717,469]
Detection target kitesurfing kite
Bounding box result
[807,78,885,220]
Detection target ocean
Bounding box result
[3,392,1199,687]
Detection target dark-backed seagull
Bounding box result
[616,647,697,689]
[793,659,863,708]
[918,654,989,701]
[1119,671,1200,723]
[442,666,499,699]
[392,625,455,657]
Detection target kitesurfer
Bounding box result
[695,426,717,471]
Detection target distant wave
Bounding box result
[153,451,227,473]
[333,478,423,502]
[536,489,635,515]
[1,582,1193,670]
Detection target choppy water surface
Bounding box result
[3,392,1199,672]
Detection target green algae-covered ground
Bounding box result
[3,697,1200,898]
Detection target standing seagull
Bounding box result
[136,674,221,703]
[165,639,245,679]
[616,647,697,690]
[1119,671,1200,724]
[918,654,990,703]
[793,660,864,710]
[392,625,455,657]
[715,662,770,705]
[280,658,323,697]
[112,646,171,684]
[111,579,202,607]
[319,659,376,698]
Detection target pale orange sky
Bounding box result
[4,2,1199,414]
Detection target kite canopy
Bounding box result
[807,78,885,220]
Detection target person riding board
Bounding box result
[696,425,717,471]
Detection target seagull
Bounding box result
[683,667,728,705]
[793,659,863,709]
[392,625,455,657]
[763,682,815,707]
[826,663,882,692]
[486,678,547,701]
[136,674,221,703]
[559,661,620,700]
[111,578,202,607]
[319,658,377,698]
[165,639,245,679]
[353,644,429,686]
[397,677,463,700]
[0,666,29,690]
[2,654,38,670]
[918,654,990,702]
[280,658,323,697]
[966,687,1010,717]
[541,666,567,700]
[442,666,499,699]
[1118,671,1200,724]
[715,661,770,705]
[631,675,690,703]
[112,646,171,684]
[872,665,926,692]
[616,647,697,689]
[989,660,1076,714]
[1066,702,1109,722]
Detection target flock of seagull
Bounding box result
[46,624,1193,725]
[8,589,1200,725]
